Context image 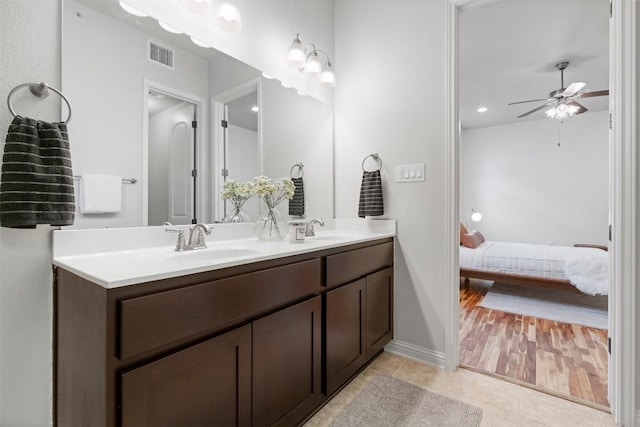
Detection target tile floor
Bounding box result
[304,352,617,427]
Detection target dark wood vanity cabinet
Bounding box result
[121,325,252,426]
[325,243,394,395]
[253,297,322,426]
[55,238,393,427]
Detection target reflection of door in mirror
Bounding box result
[147,90,197,226]
[224,89,260,221]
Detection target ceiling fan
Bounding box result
[508,61,609,120]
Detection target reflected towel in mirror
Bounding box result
[79,174,121,214]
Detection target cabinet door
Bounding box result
[326,279,366,395]
[253,297,322,427]
[121,325,251,427]
[366,267,394,359]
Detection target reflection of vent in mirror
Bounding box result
[149,41,174,69]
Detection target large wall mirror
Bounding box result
[62,0,334,229]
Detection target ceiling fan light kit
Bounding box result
[509,61,609,120]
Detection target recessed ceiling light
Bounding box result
[190,36,211,48]
[251,105,259,112]
[158,21,182,34]
[119,1,147,17]
[477,106,488,113]
[262,72,274,79]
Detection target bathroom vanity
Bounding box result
[53,220,395,426]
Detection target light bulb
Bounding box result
[190,36,211,48]
[287,36,306,68]
[215,1,242,32]
[181,0,212,15]
[119,1,147,17]
[471,211,482,222]
[567,103,580,115]
[303,52,322,76]
[545,107,556,118]
[320,66,336,87]
[158,21,182,34]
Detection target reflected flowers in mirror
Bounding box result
[221,179,252,223]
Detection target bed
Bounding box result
[459,232,609,296]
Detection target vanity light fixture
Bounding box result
[119,1,148,17]
[158,21,182,34]
[214,1,242,32]
[287,34,336,88]
[180,0,242,32]
[180,0,212,15]
[477,106,488,113]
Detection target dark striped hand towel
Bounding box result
[0,116,75,228]
[358,170,384,218]
[289,177,305,217]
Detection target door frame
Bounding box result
[443,1,637,425]
[142,79,206,226]
[210,78,261,222]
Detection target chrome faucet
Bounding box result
[166,224,212,251]
[305,218,325,236]
[187,223,212,250]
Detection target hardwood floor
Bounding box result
[459,280,609,409]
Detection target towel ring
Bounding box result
[7,82,72,124]
[362,153,382,172]
[290,163,304,178]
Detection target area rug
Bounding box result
[329,376,483,427]
[479,283,608,329]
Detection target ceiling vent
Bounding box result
[149,41,174,69]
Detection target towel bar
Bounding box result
[73,176,137,184]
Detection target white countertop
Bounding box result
[53,219,396,289]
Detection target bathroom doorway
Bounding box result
[143,81,206,226]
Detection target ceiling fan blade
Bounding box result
[577,89,609,99]
[517,103,551,118]
[562,82,587,97]
[567,101,588,114]
[508,98,553,106]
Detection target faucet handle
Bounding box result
[166,228,188,251]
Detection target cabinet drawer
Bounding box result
[118,259,321,360]
[325,241,393,288]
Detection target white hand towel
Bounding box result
[79,174,122,214]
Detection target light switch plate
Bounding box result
[395,163,425,182]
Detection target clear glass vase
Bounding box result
[222,201,252,223]
[253,205,288,240]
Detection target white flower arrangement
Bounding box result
[249,175,295,208]
[221,179,252,207]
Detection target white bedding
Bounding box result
[460,241,609,295]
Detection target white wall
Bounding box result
[334,0,449,360]
[460,111,609,246]
[261,77,334,220]
[148,102,195,226]
[0,1,60,425]
[63,0,209,228]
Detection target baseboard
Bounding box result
[636,409,640,425]
[384,340,445,369]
